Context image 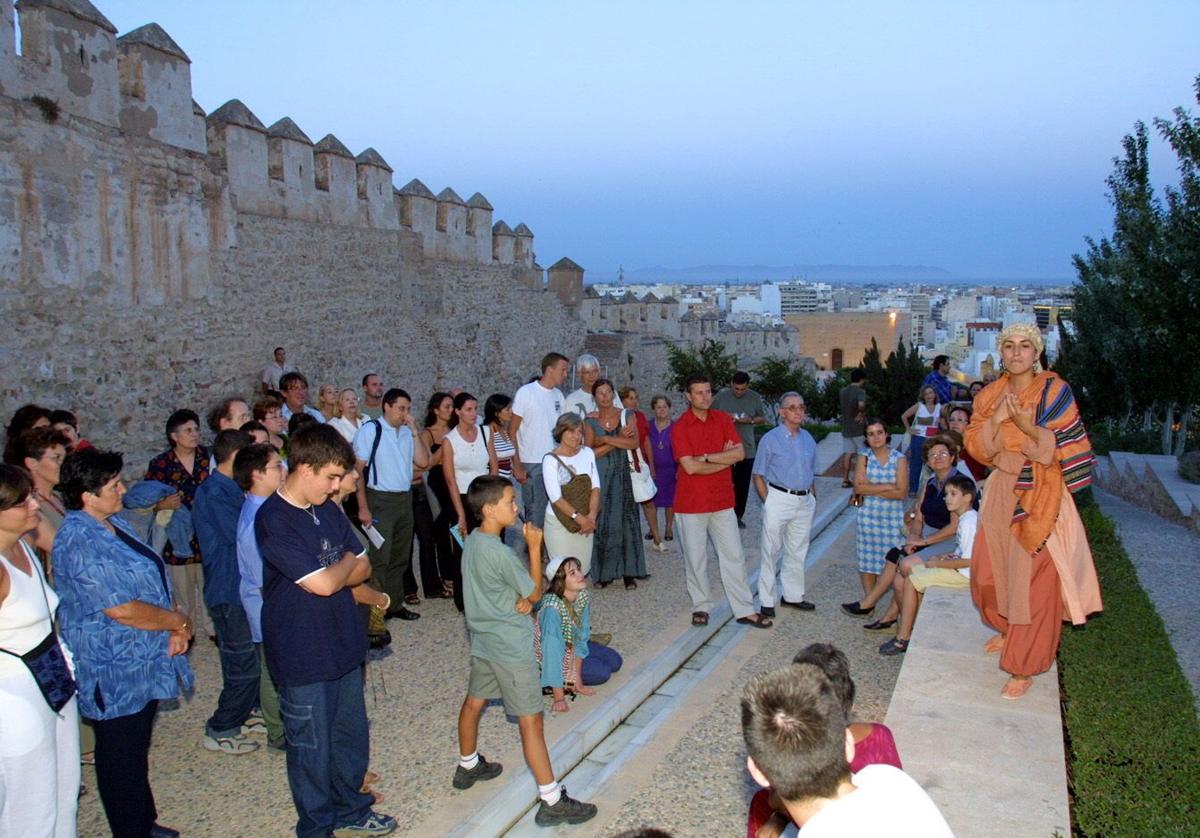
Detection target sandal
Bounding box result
[863,619,897,632]
[878,637,909,656]
[1001,676,1034,700]
[624,578,638,590]
[736,614,773,629]
[691,611,709,627]
[404,593,420,606]
[664,534,674,541]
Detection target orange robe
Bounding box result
[965,373,1103,677]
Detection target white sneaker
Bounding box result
[203,733,260,755]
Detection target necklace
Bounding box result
[278,487,319,526]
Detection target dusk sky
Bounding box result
[95,1,1200,280]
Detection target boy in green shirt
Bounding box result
[454,475,598,827]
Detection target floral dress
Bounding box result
[856,447,906,574]
[144,447,209,566]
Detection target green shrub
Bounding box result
[1057,503,1200,835]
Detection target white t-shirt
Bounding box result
[328,415,365,444]
[541,448,600,504]
[563,388,596,420]
[261,361,295,391]
[446,425,491,495]
[953,508,978,578]
[513,380,564,463]
[801,765,953,837]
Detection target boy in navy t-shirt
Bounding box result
[255,424,397,838]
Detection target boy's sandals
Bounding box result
[735,614,773,629]
[691,611,709,627]
[984,634,1005,654]
[1001,676,1033,700]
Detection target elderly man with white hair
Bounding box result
[752,391,818,618]
[564,354,601,419]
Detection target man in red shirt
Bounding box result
[670,375,772,629]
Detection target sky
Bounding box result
[91,1,1200,280]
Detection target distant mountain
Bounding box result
[589,263,957,284]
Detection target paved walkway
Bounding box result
[1094,488,1200,713]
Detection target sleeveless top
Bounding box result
[0,540,58,682]
[914,402,942,437]
[446,425,490,495]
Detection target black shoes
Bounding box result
[781,599,815,611]
[534,787,597,826]
[386,606,420,621]
[150,825,180,838]
[452,754,503,790]
[368,630,392,649]
[760,606,776,618]
[841,601,874,616]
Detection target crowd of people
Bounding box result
[0,326,1101,837]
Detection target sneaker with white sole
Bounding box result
[241,716,267,736]
[534,787,597,826]
[332,811,397,836]
[202,733,259,755]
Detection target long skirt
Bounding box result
[592,453,648,584]
[971,536,1064,677]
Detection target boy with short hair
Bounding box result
[741,664,951,836]
[454,474,597,827]
[255,425,396,837]
[879,474,978,656]
[234,442,287,752]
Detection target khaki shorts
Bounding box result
[467,656,544,718]
[843,434,865,454]
[909,566,970,593]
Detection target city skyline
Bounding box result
[91,1,1200,280]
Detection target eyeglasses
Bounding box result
[929,450,953,458]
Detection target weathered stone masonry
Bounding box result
[0,0,586,465]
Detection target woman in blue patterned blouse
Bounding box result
[53,448,195,838]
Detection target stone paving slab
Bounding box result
[884,588,1070,838]
[1094,488,1200,713]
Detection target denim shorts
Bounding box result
[467,656,543,718]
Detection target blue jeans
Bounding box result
[279,668,373,838]
[907,436,926,495]
[581,643,623,686]
[520,461,548,527]
[206,601,261,737]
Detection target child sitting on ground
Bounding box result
[535,556,623,713]
[747,643,902,838]
[741,663,952,836]
[454,475,598,827]
[879,474,978,656]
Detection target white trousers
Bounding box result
[757,488,816,606]
[675,508,755,618]
[0,687,80,838]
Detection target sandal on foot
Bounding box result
[404,593,420,606]
[863,619,897,632]
[691,611,709,627]
[1001,677,1034,700]
[624,578,637,590]
[736,614,773,629]
[879,637,909,656]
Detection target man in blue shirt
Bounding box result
[279,371,327,423]
[194,428,261,755]
[256,424,397,838]
[752,392,818,617]
[921,355,953,405]
[352,388,430,620]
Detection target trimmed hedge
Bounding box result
[1057,497,1200,836]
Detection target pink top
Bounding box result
[851,723,902,772]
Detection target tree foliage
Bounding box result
[1067,75,1200,454]
[752,357,819,415]
[664,339,739,393]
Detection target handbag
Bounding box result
[622,410,657,503]
[0,545,76,714]
[549,454,592,534]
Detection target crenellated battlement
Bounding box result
[0,0,540,266]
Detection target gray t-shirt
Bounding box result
[840,384,867,436]
[463,531,535,664]
[711,388,766,457]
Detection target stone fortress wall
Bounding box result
[0,0,586,465]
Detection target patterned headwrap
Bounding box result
[997,323,1045,374]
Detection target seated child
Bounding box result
[747,643,902,838]
[741,663,952,837]
[535,556,623,713]
[454,475,598,827]
[878,474,977,656]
